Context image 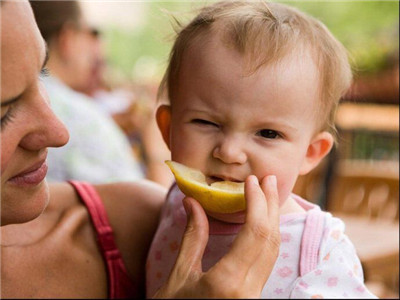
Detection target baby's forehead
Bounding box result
[184,22,318,76]
[179,44,320,101]
[183,29,320,87]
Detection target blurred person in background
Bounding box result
[30,0,144,183]
[77,14,173,188]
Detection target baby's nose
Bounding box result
[212,135,247,165]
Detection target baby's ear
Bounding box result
[156,105,172,149]
[299,131,334,175]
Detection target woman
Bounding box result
[0,1,280,298]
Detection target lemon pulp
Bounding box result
[165,160,245,214]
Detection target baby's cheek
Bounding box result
[276,175,297,206]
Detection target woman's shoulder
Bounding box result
[94,179,166,246]
[49,180,167,291]
[48,179,166,216]
[47,182,82,213]
[95,179,166,209]
[49,180,166,238]
[94,180,167,286]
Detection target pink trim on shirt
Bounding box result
[208,193,318,235]
[299,209,325,276]
[68,181,136,298]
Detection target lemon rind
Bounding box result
[165,160,246,213]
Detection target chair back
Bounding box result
[293,158,328,204]
[327,160,399,222]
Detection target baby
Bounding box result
[146,1,376,298]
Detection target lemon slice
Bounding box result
[165,160,245,214]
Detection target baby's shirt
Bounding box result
[146,184,377,298]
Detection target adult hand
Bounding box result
[153,175,281,298]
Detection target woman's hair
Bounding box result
[159,0,353,135]
[30,0,82,43]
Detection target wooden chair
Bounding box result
[293,156,330,205]
[326,160,399,297]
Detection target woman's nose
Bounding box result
[212,134,247,165]
[19,84,69,151]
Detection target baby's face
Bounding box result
[161,35,330,218]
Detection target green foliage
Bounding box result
[102,1,399,84]
[286,1,399,74]
[102,2,200,84]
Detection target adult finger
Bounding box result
[168,197,209,284]
[260,175,280,228]
[246,175,281,291]
[217,175,280,282]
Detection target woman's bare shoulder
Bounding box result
[95,179,167,208]
[46,180,168,293]
[94,180,167,236]
[93,180,168,287]
[47,180,167,238]
[47,182,81,212]
[48,180,167,215]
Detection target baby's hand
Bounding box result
[153,175,281,298]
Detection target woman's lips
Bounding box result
[8,160,48,186]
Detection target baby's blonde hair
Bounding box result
[159,0,352,135]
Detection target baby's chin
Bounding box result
[206,210,246,224]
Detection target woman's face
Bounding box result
[1,1,69,226]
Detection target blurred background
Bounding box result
[66,0,400,298]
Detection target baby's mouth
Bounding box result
[207,175,242,185]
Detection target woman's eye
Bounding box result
[257,129,280,139]
[39,67,50,79]
[192,119,218,127]
[0,109,16,129]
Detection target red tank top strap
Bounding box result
[68,181,136,298]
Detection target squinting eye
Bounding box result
[192,119,219,127]
[257,129,279,139]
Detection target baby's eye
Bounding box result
[257,129,280,139]
[192,119,219,127]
